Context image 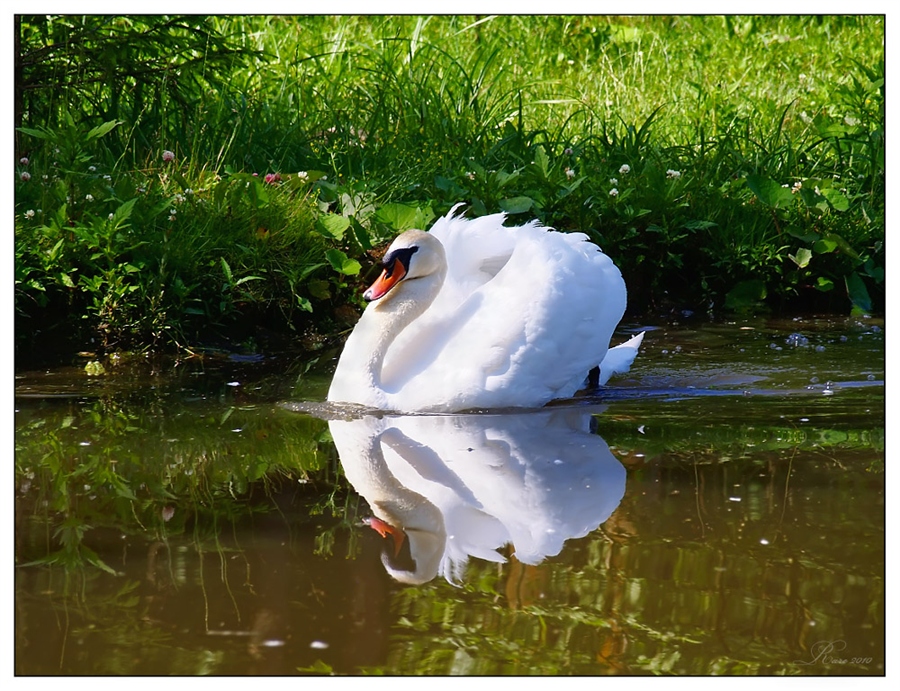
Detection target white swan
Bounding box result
[328,205,643,412]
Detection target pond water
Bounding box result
[14,316,885,676]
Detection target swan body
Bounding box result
[328,206,642,412]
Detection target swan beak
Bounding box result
[366,517,406,557]
[363,262,407,302]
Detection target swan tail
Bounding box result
[597,332,645,385]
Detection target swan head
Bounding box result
[363,230,446,303]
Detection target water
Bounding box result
[14,316,884,675]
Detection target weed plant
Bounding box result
[14,15,884,359]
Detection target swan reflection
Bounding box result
[329,409,625,585]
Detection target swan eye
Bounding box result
[382,245,419,278]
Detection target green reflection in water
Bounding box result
[14,318,884,675]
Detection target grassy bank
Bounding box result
[14,15,884,361]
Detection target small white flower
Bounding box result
[619,164,631,175]
[20,171,31,181]
[297,171,308,182]
[564,147,573,155]
[609,188,619,197]
[814,185,820,196]
[466,171,476,180]
[666,169,681,179]
[609,177,618,185]
[108,213,114,220]
[565,167,575,179]
[20,157,29,165]
[88,165,96,172]
[162,150,175,163]
[42,175,48,181]
[174,193,185,203]
[85,194,93,201]
[103,174,111,181]
[25,209,35,218]
[169,208,176,215]
[791,181,802,194]
[185,188,194,196]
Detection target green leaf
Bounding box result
[682,220,718,231]
[374,203,428,232]
[234,275,264,286]
[87,120,119,140]
[296,296,313,312]
[813,237,838,254]
[499,196,534,214]
[315,214,351,241]
[325,249,361,276]
[845,272,872,314]
[789,247,813,268]
[533,146,550,179]
[820,187,850,212]
[815,276,835,292]
[745,174,793,209]
[220,258,233,283]
[15,126,51,140]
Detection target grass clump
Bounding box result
[14,15,884,359]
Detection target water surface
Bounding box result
[14,316,884,675]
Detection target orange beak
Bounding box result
[366,517,406,557]
[363,261,407,302]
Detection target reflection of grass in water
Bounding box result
[15,395,344,573]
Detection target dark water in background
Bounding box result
[14,316,885,675]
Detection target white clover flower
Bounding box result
[185,188,194,196]
[169,208,176,215]
[103,174,111,181]
[108,213,115,220]
[609,177,618,185]
[20,157,29,165]
[609,188,619,197]
[25,209,35,218]
[565,167,575,179]
[619,164,631,175]
[85,194,94,201]
[564,147,574,155]
[791,181,802,194]
[174,193,185,203]
[88,165,96,172]
[162,150,175,163]
[466,171,476,180]
[666,169,681,179]
[20,171,31,181]
[42,175,48,181]
[297,171,309,182]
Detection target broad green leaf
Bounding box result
[316,214,351,241]
[820,187,850,212]
[325,249,361,275]
[789,248,813,268]
[813,237,838,254]
[815,276,835,292]
[499,196,534,214]
[375,203,426,232]
[745,174,793,209]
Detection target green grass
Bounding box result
[14,15,884,359]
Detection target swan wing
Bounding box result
[381,215,627,410]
